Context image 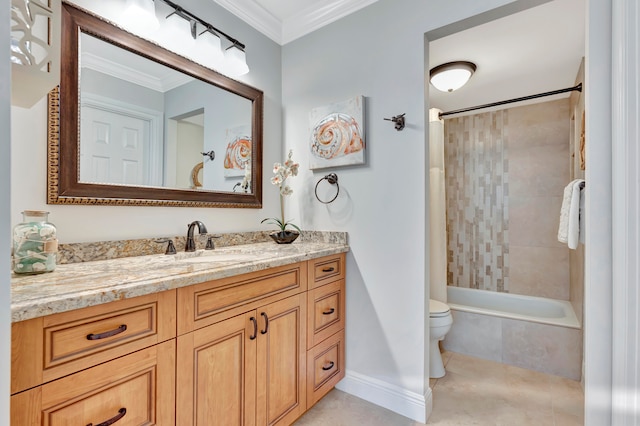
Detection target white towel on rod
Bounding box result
[558,179,585,249]
[579,184,586,245]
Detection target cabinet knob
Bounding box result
[321,267,335,273]
[322,308,335,315]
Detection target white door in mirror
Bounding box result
[80,103,156,186]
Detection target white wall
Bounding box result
[1,0,11,422]
[611,1,640,423]
[11,0,282,243]
[584,0,613,423]
[281,0,526,421]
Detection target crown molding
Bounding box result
[213,0,282,44]
[281,0,378,44]
[213,0,379,45]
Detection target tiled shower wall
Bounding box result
[445,111,509,292]
[445,99,571,299]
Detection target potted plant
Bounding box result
[262,150,302,244]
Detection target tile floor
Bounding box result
[294,351,584,425]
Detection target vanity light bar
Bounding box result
[157,0,245,50]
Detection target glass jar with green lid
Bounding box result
[12,210,58,274]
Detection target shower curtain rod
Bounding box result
[438,83,583,118]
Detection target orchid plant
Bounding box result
[261,150,301,234]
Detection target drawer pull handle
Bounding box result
[249,317,257,340]
[86,324,127,341]
[322,361,335,371]
[260,312,269,335]
[321,267,335,273]
[322,308,335,315]
[87,407,126,426]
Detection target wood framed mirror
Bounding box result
[48,2,263,207]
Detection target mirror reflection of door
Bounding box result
[79,93,163,186]
[172,112,205,189]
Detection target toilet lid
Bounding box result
[430,299,450,317]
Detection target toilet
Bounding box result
[429,299,453,379]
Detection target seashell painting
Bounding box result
[309,95,365,169]
[224,125,251,177]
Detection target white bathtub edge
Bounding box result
[446,287,581,329]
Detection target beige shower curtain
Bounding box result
[429,108,447,303]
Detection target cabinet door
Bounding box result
[256,294,307,426]
[177,311,257,426]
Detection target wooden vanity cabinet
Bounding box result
[11,254,346,426]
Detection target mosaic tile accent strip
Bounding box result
[445,111,509,292]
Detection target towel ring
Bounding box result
[315,173,340,204]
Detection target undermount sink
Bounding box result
[174,250,258,264]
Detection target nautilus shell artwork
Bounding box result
[224,136,251,177]
[311,113,364,160]
[309,95,366,169]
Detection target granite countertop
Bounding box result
[11,240,349,323]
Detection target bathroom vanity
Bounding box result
[10,241,347,425]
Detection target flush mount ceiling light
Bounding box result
[429,61,477,93]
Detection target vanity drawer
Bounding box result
[11,340,175,426]
[307,279,345,348]
[308,253,345,289]
[177,262,308,334]
[11,291,176,394]
[307,330,345,407]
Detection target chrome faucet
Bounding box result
[185,220,208,252]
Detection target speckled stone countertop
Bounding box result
[11,236,349,323]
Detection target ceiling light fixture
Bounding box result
[429,61,477,92]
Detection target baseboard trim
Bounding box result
[335,370,431,423]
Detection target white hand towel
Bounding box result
[579,185,586,244]
[558,179,585,248]
[567,180,584,249]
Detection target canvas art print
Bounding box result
[309,95,365,169]
[224,125,251,177]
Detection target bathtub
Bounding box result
[446,286,580,329]
[442,286,583,380]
